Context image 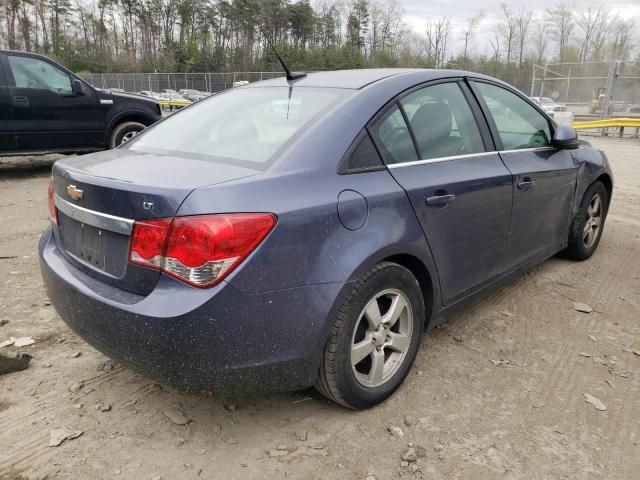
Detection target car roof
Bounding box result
[0,49,51,58]
[246,68,485,90]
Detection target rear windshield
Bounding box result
[129,86,350,169]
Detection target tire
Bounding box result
[109,121,145,149]
[315,262,425,409]
[563,181,609,260]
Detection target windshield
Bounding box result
[129,86,350,168]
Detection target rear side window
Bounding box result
[8,55,72,94]
[338,131,384,174]
[475,82,552,150]
[370,106,418,165]
[400,82,485,160]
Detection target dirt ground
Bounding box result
[0,137,639,480]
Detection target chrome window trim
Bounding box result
[387,151,496,169]
[54,194,134,235]
[386,146,557,169]
[498,146,556,154]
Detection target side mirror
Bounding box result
[553,124,579,150]
[72,79,85,95]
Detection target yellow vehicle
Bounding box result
[158,92,191,111]
[590,87,606,114]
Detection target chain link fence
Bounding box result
[80,66,640,136]
[530,61,640,118]
[79,72,284,93]
[84,69,534,95]
[82,65,640,115]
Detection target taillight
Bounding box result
[128,213,276,288]
[128,218,171,269]
[47,181,57,225]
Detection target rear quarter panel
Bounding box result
[178,167,440,298]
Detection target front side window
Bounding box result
[400,82,485,160]
[8,56,73,94]
[475,82,552,150]
[130,86,350,168]
[369,106,418,165]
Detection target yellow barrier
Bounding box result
[572,118,640,129]
[572,117,640,138]
[158,99,192,108]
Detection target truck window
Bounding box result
[7,55,73,94]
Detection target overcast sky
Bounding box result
[397,0,640,57]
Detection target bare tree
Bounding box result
[577,5,605,62]
[425,16,450,68]
[399,31,428,58]
[462,12,483,62]
[515,7,533,66]
[499,2,517,62]
[546,1,575,62]
[489,28,501,62]
[5,0,19,50]
[18,0,32,51]
[610,18,635,60]
[589,10,615,61]
[368,0,404,58]
[531,17,549,64]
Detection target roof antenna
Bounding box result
[259,27,306,82]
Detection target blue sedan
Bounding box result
[39,69,613,409]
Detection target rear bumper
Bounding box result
[39,228,344,392]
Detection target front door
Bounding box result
[471,81,577,269]
[370,81,513,304]
[5,53,104,152]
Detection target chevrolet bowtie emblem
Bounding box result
[66,184,84,201]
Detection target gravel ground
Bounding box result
[0,137,639,480]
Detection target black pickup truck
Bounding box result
[0,50,162,155]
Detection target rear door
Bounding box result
[0,53,16,152]
[5,53,104,152]
[470,80,577,269]
[371,80,513,305]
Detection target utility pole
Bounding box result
[564,68,571,106]
[530,65,536,97]
[538,64,546,99]
[601,61,620,119]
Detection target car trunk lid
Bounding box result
[51,149,260,295]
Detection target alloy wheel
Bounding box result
[583,193,603,249]
[350,288,413,388]
[121,130,139,143]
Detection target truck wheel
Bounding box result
[109,122,145,149]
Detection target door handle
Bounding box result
[517,178,536,190]
[426,193,455,206]
[13,95,29,107]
